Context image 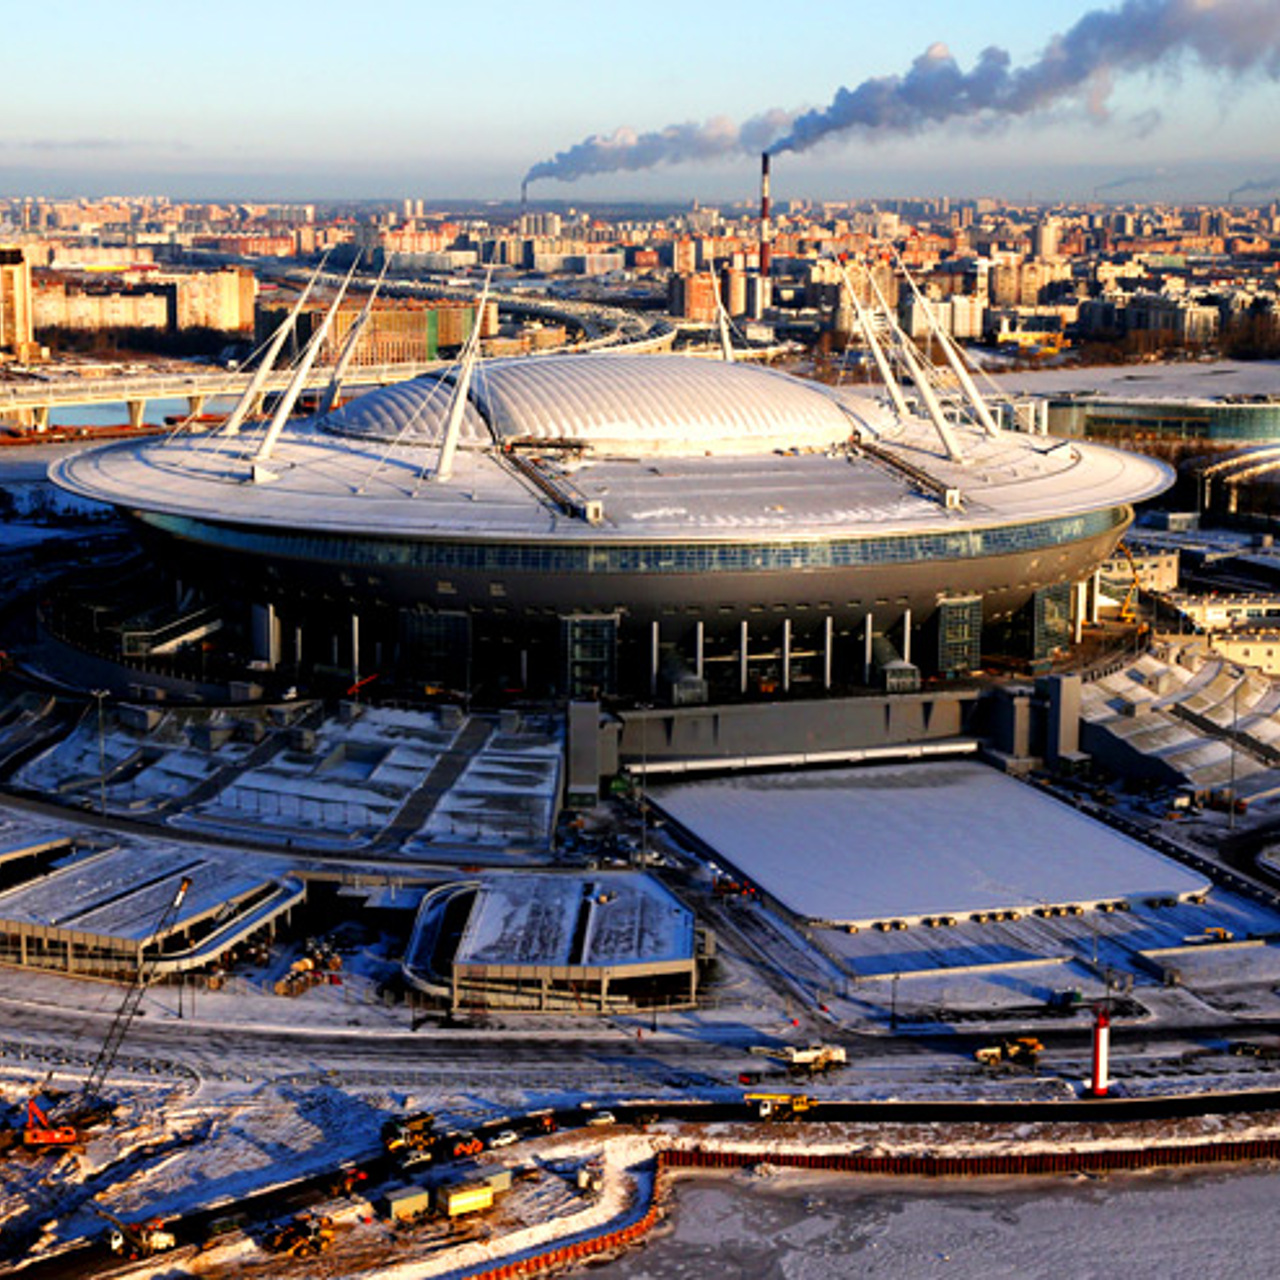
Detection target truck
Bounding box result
[749,1044,847,1076]
[91,1205,175,1260]
[974,1037,1043,1070]
[744,1092,817,1121]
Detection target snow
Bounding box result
[650,762,1208,925]
[454,873,694,969]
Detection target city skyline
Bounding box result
[3,0,1280,203]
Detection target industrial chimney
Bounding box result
[760,152,772,277]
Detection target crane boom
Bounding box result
[76,876,192,1109]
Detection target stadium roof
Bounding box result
[52,354,1173,543]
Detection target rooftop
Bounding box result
[51,355,1172,544]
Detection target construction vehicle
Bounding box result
[440,1130,484,1159]
[749,1043,847,1076]
[91,1205,176,1259]
[1116,543,1143,625]
[1183,926,1234,945]
[975,1037,1043,1070]
[382,1110,436,1157]
[10,877,194,1154]
[745,1092,817,1121]
[21,1094,78,1149]
[266,1212,335,1257]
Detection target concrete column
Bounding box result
[864,613,874,685]
[902,608,912,667]
[694,621,704,680]
[351,613,360,684]
[1072,581,1086,645]
[251,603,282,669]
[187,393,206,418]
[739,620,749,695]
[782,618,792,693]
[650,620,660,699]
[33,404,49,431]
[824,616,834,690]
[1090,570,1101,625]
[127,399,146,429]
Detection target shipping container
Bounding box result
[437,1182,494,1218]
[385,1185,431,1222]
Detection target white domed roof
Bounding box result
[323,354,861,456]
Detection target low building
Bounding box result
[403,872,701,1013]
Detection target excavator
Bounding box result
[267,1212,335,1257]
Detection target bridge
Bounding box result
[0,284,676,428]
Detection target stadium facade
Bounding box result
[52,353,1172,702]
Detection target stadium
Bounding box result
[51,351,1172,702]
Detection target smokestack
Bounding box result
[760,151,772,277]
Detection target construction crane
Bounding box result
[78,875,193,1111]
[19,876,194,1149]
[744,1092,818,1121]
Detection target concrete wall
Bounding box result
[616,690,981,763]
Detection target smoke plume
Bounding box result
[1229,175,1280,201]
[1093,168,1174,195]
[525,1,1280,186]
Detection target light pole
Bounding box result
[638,706,649,867]
[1229,674,1240,831]
[92,689,109,817]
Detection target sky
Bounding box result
[3,0,1279,204]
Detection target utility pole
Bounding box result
[92,689,109,817]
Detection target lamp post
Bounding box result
[1229,673,1240,831]
[92,689,109,817]
[637,705,649,867]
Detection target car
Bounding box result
[585,1111,616,1127]
[489,1129,520,1148]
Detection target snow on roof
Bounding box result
[0,844,283,942]
[454,872,693,969]
[50,355,1172,542]
[986,358,1280,404]
[326,354,859,452]
[650,761,1207,925]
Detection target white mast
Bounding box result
[221,259,326,439]
[251,258,360,478]
[861,261,965,463]
[316,259,388,418]
[890,243,1001,439]
[835,257,910,420]
[433,273,491,485]
[712,267,735,363]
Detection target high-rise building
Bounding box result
[0,245,39,361]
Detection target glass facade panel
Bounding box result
[144,507,1127,580]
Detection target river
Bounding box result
[592,1164,1280,1279]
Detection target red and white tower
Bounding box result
[1090,1004,1111,1097]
